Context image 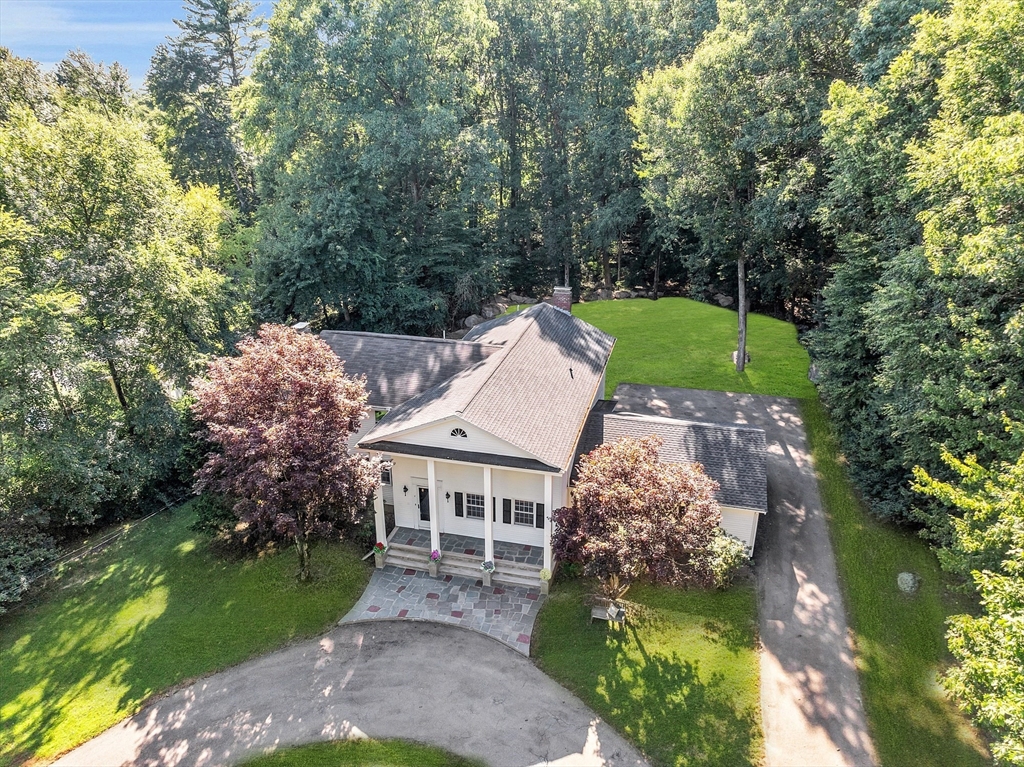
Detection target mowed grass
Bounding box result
[239,740,485,767]
[533,580,761,767]
[802,400,989,767]
[565,296,987,766]
[0,503,370,766]
[572,297,816,399]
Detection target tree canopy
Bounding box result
[552,435,724,598]
[191,324,382,580]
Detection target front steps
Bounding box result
[384,542,543,589]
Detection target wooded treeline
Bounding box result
[2,0,1023,757]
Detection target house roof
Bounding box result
[318,330,502,409]
[573,405,768,512]
[358,303,616,472]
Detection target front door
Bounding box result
[418,487,430,525]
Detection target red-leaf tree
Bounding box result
[553,435,721,599]
[191,324,382,581]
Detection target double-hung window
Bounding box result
[513,499,535,526]
[465,493,485,520]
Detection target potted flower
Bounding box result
[428,549,441,577]
[538,567,551,595]
[480,559,495,587]
[372,541,387,569]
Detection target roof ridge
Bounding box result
[606,410,766,435]
[454,311,534,416]
[320,329,501,349]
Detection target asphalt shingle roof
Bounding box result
[573,406,768,512]
[318,331,501,409]
[359,303,616,472]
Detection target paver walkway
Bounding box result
[613,385,878,767]
[55,622,648,767]
[341,565,544,654]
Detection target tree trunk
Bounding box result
[295,527,311,582]
[106,358,129,412]
[651,251,661,301]
[736,256,747,373]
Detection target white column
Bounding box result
[373,488,387,546]
[483,466,494,562]
[427,459,440,554]
[543,473,554,571]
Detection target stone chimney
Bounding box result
[551,286,573,314]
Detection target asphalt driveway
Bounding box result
[613,385,878,767]
[54,621,647,767]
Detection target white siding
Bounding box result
[348,414,376,451]
[383,417,539,461]
[383,455,547,547]
[720,506,760,555]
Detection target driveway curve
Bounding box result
[54,621,648,767]
[613,385,877,767]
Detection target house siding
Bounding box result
[383,417,539,461]
[720,505,760,555]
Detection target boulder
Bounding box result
[509,293,537,305]
[597,288,614,300]
[613,289,632,299]
[447,327,469,339]
[715,293,734,307]
[481,304,503,319]
[463,313,484,329]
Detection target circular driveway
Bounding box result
[54,621,648,767]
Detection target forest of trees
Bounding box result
[2,0,1023,759]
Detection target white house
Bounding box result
[321,295,767,588]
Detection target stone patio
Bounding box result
[390,525,545,566]
[340,565,545,655]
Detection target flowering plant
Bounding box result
[539,567,551,582]
[480,559,495,573]
[430,549,441,562]
[372,541,387,556]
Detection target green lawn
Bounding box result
[239,740,485,767]
[573,297,816,400]
[533,580,762,767]
[0,503,370,766]
[564,296,988,767]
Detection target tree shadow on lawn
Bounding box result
[535,584,761,767]
[599,625,760,767]
[0,512,366,765]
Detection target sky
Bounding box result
[0,0,270,88]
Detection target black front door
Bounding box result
[418,487,430,522]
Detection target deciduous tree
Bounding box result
[191,324,382,581]
[552,435,722,599]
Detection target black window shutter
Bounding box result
[535,502,545,529]
[455,492,464,517]
[502,498,512,524]
[492,497,496,521]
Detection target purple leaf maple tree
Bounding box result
[553,435,721,599]
[191,324,382,581]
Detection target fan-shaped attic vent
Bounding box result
[450,427,468,438]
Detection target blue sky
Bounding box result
[0,0,270,88]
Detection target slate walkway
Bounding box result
[340,565,544,655]
[392,526,545,566]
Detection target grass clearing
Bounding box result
[533,579,761,767]
[238,739,485,767]
[0,503,369,766]
[572,298,816,400]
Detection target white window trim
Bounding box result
[465,492,485,519]
[513,499,535,527]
